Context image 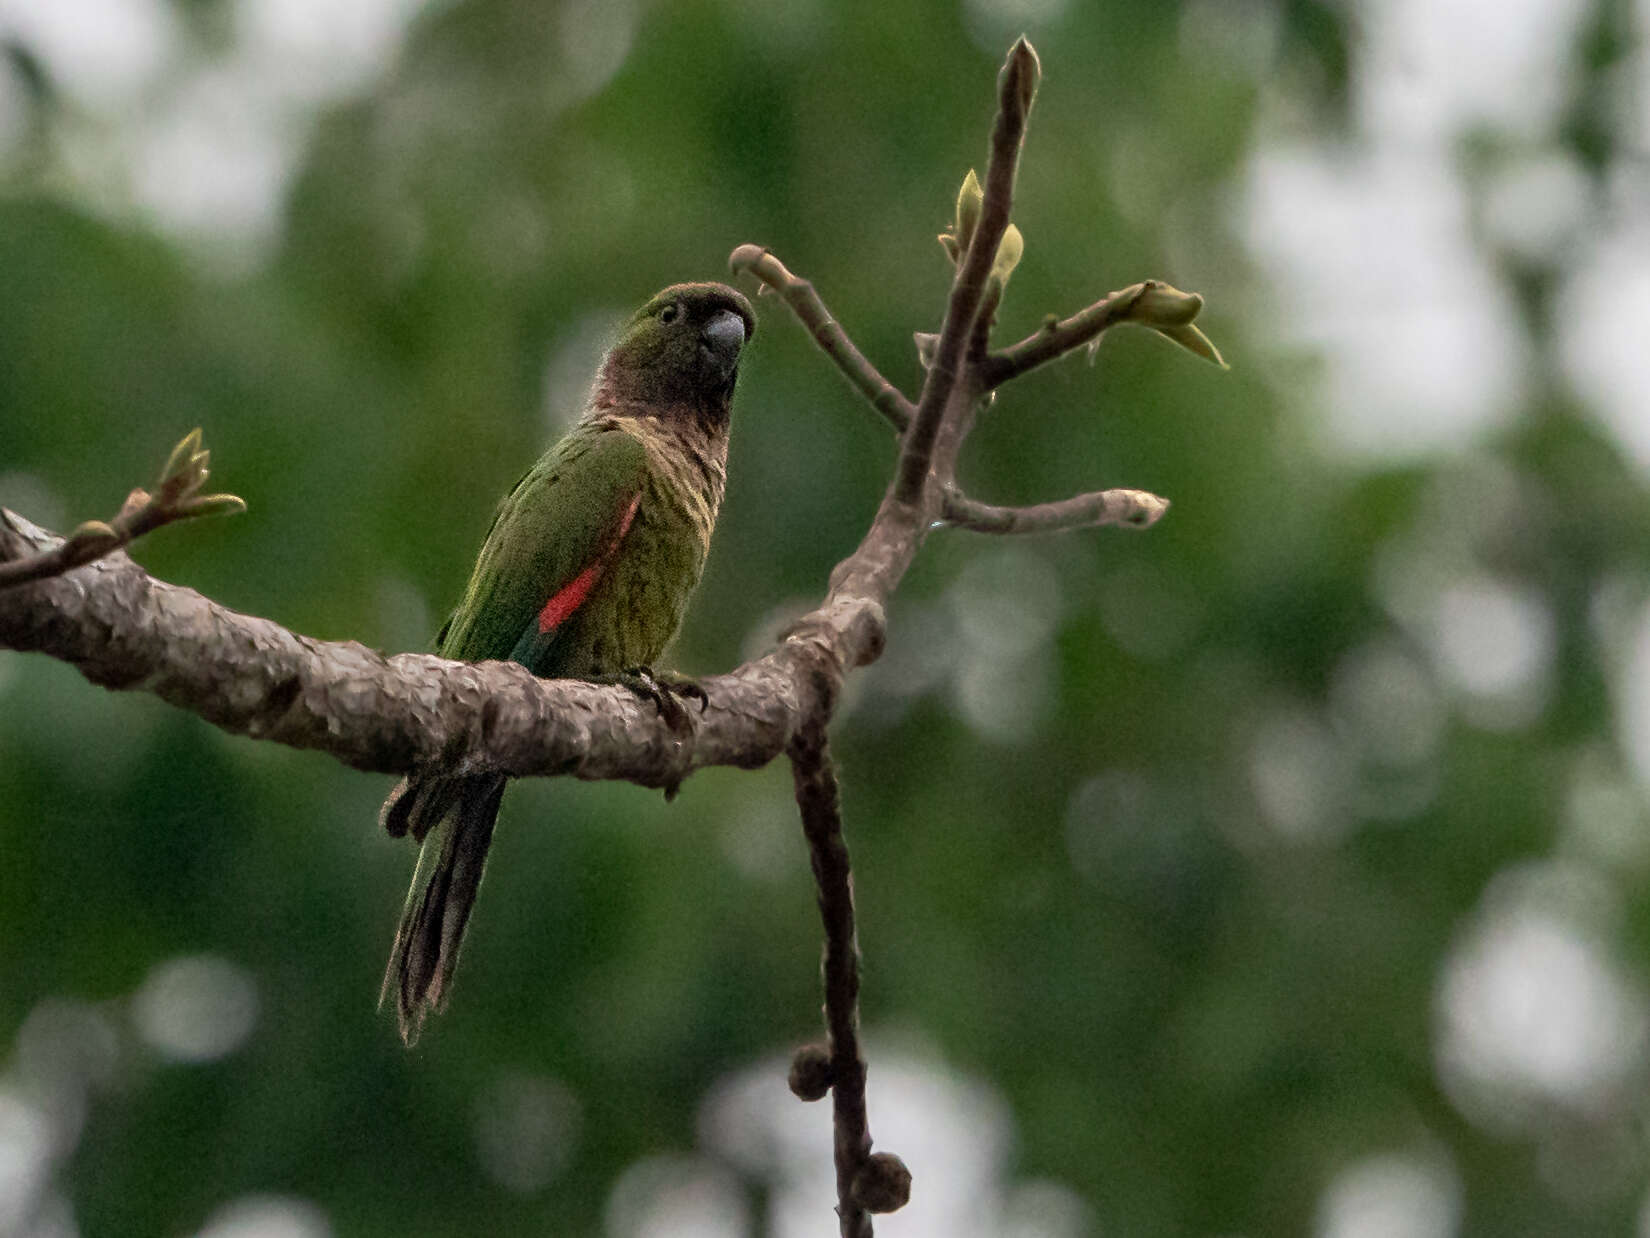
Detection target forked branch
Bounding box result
[727,37,1223,1236]
[0,428,243,591]
[0,36,1223,1238]
[894,37,1039,505]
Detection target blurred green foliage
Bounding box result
[2,2,1649,1237]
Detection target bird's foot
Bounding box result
[599,666,708,735]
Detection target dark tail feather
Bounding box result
[380,773,507,1045]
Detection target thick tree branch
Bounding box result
[0,509,885,788]
[728,245,914,435]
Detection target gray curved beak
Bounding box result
[701,310,746,381]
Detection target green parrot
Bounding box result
[380,281,756,1044]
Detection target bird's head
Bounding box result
[598,282,757,427]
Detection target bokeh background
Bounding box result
[1,0,1648,1235]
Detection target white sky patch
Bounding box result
[700,1043,1021,1238]
[1240,0,1594,465]
[945,548,1061,743]
[3,0,435,266]
[1368,465,1554,730]
[15,998,122,1158]
[718,774,808,884]
[1480,151,1592,266]
[1248,705,1352,841]
[963,0,1071,50]
[1637,0,1650,151]
[234,0,430,105]
[1329,637,1445,770]
[1427,575,1553,730]
[1315,1153,1461,1238]
[1355,0,1584,145]
[953,650,1052,744]
[1242,141,1526,460]
[130,954,259,1064]
[0,1089,55,1236]
[1436,867,1648,1126]
[948,548,1063,662]
[1557,219,1650,475]
[0,0,178,112]
[195,1195,332,1238]
[128,63,301,270]
[555,0,639,102]
[605,1155,751,1238]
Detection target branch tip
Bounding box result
[943,486,1170,536]
[726,244,914,435]
[0,429,244,591]
[896,38,1038,505]
[1002,37,1041,123]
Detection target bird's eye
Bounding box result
[660,303,680,324]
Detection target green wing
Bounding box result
[437,427,649,675]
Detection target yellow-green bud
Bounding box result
[955,169,984,254]
[66,520,121,558]
[160,427,203,487]
[989,223,1024,290]
[1151,321,1228,369]
[1129,281,1205,326]
[178,493,248,520]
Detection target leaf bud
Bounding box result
[954,169,984,254]
[66,520,120,558]
[1128,280,1205,326]
[178,493,248,520]
[1150,321,1228,368]
[988,223,1024,290]
[160,428,203,487]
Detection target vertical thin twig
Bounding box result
[791,717,874,1238]
[893,38,1039,506]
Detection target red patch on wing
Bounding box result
[537,492,641,635]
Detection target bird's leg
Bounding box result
[590,666,707,734]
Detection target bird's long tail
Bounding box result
[379,772,507,1045]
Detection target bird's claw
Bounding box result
[612,666,706,735]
